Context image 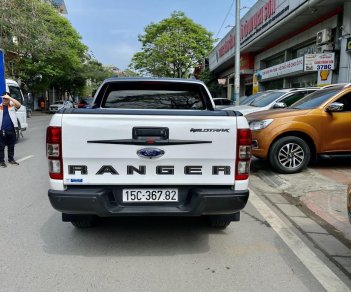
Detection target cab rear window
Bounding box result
[101,82,208,110]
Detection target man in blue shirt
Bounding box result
[0,92,21,168]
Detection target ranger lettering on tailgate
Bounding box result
[68,165,232,175]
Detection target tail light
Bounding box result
[46,126,63,180]
[235,128,252,180]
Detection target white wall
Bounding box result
[338,2,351,83]
[254,16,338,69]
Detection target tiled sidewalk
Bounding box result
[301,165,351,241]
[251,157,351,241]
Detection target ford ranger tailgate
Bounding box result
[61,112,237,186]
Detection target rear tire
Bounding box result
[268,136,310,174]
[70,216,94,228]
[207,215,236,229]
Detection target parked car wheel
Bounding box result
[269,136,310,174]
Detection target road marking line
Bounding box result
[17,155,35,163]
[249,189,350,292]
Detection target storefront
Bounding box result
[209,0,351,98]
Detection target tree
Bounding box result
[130,11,215,78]
[0,0,96,97]
[0,0,53,79]
[199,68,222,97]
[81,59,115,96]
[39,7,88,97]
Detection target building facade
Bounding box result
[209,0,351,99]
[45,0,67,14]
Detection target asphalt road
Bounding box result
[0,114,350,292]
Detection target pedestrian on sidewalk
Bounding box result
[0,92,21,168]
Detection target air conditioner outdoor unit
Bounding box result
[316,29,332,45]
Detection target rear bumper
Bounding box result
[48,186,249,217]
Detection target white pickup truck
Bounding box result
[47,78,251,228]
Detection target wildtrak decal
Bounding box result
[190,128,230,133]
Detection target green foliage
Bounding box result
[130,11,215,78]
[0,0,51,58]
[82,59,115,96]
[0,0,110,97]
[42,8,88,96]
[200,68,222,97]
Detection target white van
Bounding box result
[5,79,28,141]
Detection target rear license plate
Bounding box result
[122,189,178,202]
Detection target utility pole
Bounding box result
[233,0,241,106]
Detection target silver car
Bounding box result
[223,88,318,116]
[49,100,74,113]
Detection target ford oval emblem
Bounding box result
[137,148,165,159]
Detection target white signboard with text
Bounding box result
[260,57,304,80]
[304,53,335,71]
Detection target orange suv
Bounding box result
[246,84,351,173]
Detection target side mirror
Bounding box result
[273,102,287,109]
[326,102,344,112]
